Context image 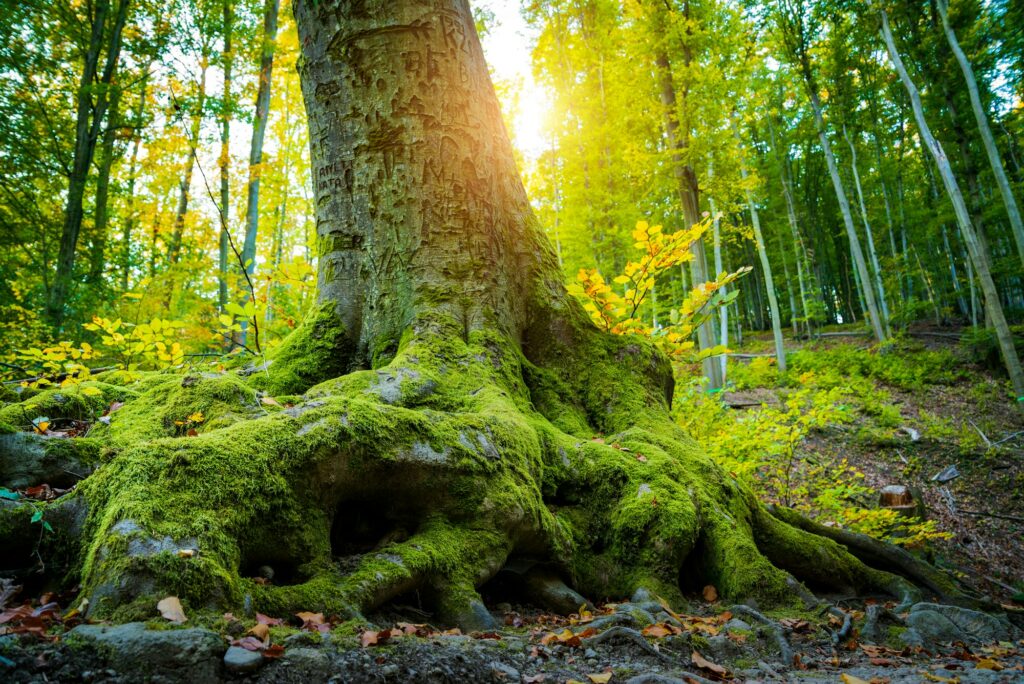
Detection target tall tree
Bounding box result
[936,0,1024,270]
[774,0,888,342]
[876,2,1024,397]
[47,0,131,328]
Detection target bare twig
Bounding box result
[968,420,992,448]
[960,510,1024,524]
[167,89,262,355]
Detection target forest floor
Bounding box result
[2,324,1024,683]
[724,324,1024,604]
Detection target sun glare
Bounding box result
[475,0,552,162]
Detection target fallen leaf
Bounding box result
[248,623,270,640]
[975,658,1003,671]
[523,674,546,683]
[177,548,195,558]
[360,630,378,648]
[587,674,612,683]
[840,675,871,684]
[230,636,265,652]
[260,396,281,407]
[255,613,283,625]
[702,585,718,602]
[642,624,673,638]
[262,644,285,659]
[691,650,729,678]
[157,596,187,624]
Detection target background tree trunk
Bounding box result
[878,5,1024,397]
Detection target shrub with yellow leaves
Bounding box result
[569,219,749,363]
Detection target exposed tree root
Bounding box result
[727,605,794,666]
[0,313,993,630]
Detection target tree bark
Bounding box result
[89,80,122,285]
[654,47,722,389]
[937,0,1024,270]
[844,126,891,334]
[878,5,1024,397]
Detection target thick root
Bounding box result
[0,312,983,628]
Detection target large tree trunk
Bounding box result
[878,5,1024,397]
[0,0,982,631]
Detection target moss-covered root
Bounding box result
[335,520,511,630]
[765,505,986,609]
[752,505,924,608]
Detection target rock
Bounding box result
[908,603,1017,645]
[283,647,330,675]
[905,610,967,645]
[67,622,224,684]
[0,432,98,489]
[705,634,742,661]
[723,618,752,633]
[223,645,264,674]
[931,464,960,483]
[489,660,520,680]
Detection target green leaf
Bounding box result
[0,488,19,501]
[225,302,247,317]
[43,521,53,533]
[81,387,103,397]
[31,510,43,523]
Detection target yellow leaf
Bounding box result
[586,674,612,684]
[81,387,103,397]
[840,675,871,684]
[187,411,205,424]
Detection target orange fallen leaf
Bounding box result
[248,623,270,641]
[702,585,718,602]
[642,624,673,638]
[262,643,285,659]
[976,658,1003,671]
[157,596,187,624]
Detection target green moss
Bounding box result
[0,382,132,427]
[252,302,349,395]
[107,373,259,444]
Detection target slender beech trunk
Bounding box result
[168,51,210,265]
[937,0,1024,269]
[219,0,234,314]
[654,46,722,389]
[878,6,1024,397]
[239,0,281,346]
[844,125,891,334]
[709,196,728,383]
[89,82,122,284]
[795,60,886,341]
[48,0,130,327]
[241,0,281,274]
[736,127,786,370]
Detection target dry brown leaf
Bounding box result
[156,596,187,624]
[642,624,673,638]
[248,623,270,641]
[702,585,718,602]
[260,396,281,407]
[975,658,1003,671]
[691,650,728,677]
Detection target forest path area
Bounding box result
[721,324,1024,604]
